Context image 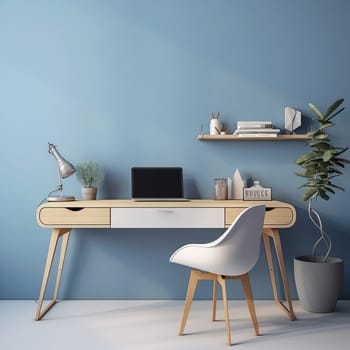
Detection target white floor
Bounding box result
[0,300,349,349]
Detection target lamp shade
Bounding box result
[58,159,76,178]
[48,143,76,178]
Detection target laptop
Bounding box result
[131,167,189,201]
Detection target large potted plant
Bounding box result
[76,161,104,200]
[294,98,349,312]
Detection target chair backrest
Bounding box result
[169,205,266,276]
[208,205,265,275]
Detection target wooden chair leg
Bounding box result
[179,270,199,335]
[218,276,231,346]
[240,273,259,336]
[212,279,218,321]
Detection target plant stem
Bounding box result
[308,196,332,262]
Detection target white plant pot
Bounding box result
[81,187,97,200]
[294,255,343,313]
[210,119,222,135]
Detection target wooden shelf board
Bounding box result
[197,134,311,141]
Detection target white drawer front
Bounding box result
[111,208,224,228]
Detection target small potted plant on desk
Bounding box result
[76,161,104,200]
[294,98,349,313]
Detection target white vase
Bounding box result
[232,169,246,200]
[210,119,222,135]
[81,187,97,200]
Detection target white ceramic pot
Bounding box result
[81,187,97,200]
[210,119,222,135]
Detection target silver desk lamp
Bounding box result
[47,143,76,202]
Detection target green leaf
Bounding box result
[307,130,317,137]
[324,98,344,119]
[315,133,329,140]
[323,150,335,162]
[303,187,318,201]
[319,121,334,130]
[333,158,350,166]
[308,140,330,149]
[334,147,349,157]
[318,190,330,200]
[328,172,342,178]
[308,103,324,120]
[333,161,345,168]
[328,183,345,191]
[295,153,317,164]
[323,187,335,194]
[295,171,309,178]
[325,107,345,121]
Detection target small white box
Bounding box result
[243,187,272,201]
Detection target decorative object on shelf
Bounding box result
[234,120,280,137]
[285,107,301,134]
[46,142,76,202]
[243,181,272,200]
[232,169,246,200]
[294,98,349,313]
[76,161,104,200]
[213,178,228,200]
[210,112,222,135]
[227,176,232,199]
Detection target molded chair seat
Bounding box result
[169,205,265,346]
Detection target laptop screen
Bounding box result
[131,167,184,199]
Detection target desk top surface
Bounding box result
[37,199,296,229]
[38,199,294,209]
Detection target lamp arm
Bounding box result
[56,163,63,192]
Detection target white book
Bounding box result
[237,121,272,129]
[235,128,280,134]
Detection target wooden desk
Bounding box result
[35,199,296,321]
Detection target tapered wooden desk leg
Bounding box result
[263,233,280,303]
[35,228,71,321]
[263,228,296,321]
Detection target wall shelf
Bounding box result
[197,134,311,141]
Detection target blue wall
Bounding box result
[1,0,349,300]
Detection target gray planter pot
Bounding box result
[81,187,97,200]
[294,255,343,313]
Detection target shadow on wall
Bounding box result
[184,177,201,198]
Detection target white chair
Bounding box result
[169,205,265,346]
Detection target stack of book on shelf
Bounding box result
[234,121,280,137]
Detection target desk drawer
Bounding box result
[38,207,110,227]
[225,207,294,227]
[111,208,224,228]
